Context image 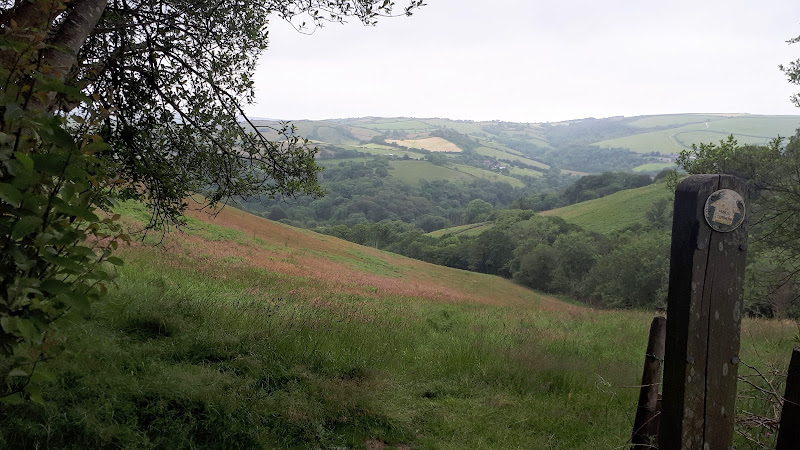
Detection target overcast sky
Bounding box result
[244,0,800,123]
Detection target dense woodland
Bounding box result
[241,165,676,311]
[242,135,800,319]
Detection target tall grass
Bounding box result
[1,224,795,448]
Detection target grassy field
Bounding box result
[387,160,476,185]
[541,182,673,234]
[508,166,545,178]
[1,202,793,448]
[339,143,423,160]
[422,118,487,135]
[388,160,526,188]
[627,114,738,128]
[431,182,673,238]
[386,137,463,153]
[0,203,794,448]
[448,164,527,187]
[315,157,376,168]
[475,143,550,170]
[352,117,437,132]
[595,115,800,154]
[315,157,527,187]
[633,162,676,172]
[427,222,495,237]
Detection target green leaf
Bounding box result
[8,368,28,377]
[26,386,44,406]
[0,182,23,205]
[0,131,15,145]
[30,369,56,383]
[41,279,70,295]
[6,160,40,188]
[16,319,41,344]
[13,151,34,172]
[49,126,77,150]
[2,102,22,123]
[31,152,68,175]
[83,141,111,154]
[31,73,91,105]
[106,256,124,266]
[64,291,90,313]
[11,215,42,240]
[28,386,44,406]
[69,246,96,258]
[0,393,24,406]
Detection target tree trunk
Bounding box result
[41,0,108,80]
[1,0,108,110]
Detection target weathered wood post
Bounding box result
[632,316,667,448]
[659,174,748,449]
[776,347,800,449]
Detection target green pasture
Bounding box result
[671,130,777,149]
[387,160,475,185]
[354,118,436,132]
[594,126,700,154]
[703,116,800,137]
[423,118,488,135]
[315,157,374,168]
[542,182,673,234]
[343,144,422,159]
[594,115,800,154]
[312,125,361,145]
[508,166,545,178]
[388,161,526,188]
[633,162,676,172]
[449,164,527,188]
[627,114,733,128]
[479,141,525,157]
[427,221,495,237]
[475,145,550,170]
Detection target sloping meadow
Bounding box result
[1,203,794,448]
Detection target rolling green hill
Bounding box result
[429,181,673,238]
[388,160,527,187]
[541,182,673,234]
[254,114,800,175]
[594,115,800,154]
[426,221,495,237]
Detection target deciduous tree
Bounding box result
[0,0,422,401]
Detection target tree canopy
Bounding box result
[780,33,800,108]
[0,0,422,401]
[1,0,422,224]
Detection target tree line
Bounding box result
[319,203,673,310]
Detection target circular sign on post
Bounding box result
[704,189,745,232]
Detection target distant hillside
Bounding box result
[541,182,672,234]
[594,114,800,154]
[428,180,672,238]
[316,158,527,187]
[251,114,800,176]
[426,221,494,237]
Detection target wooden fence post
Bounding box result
[632,316,667,449]
[776,347,800,449]
[659,174,748,449]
